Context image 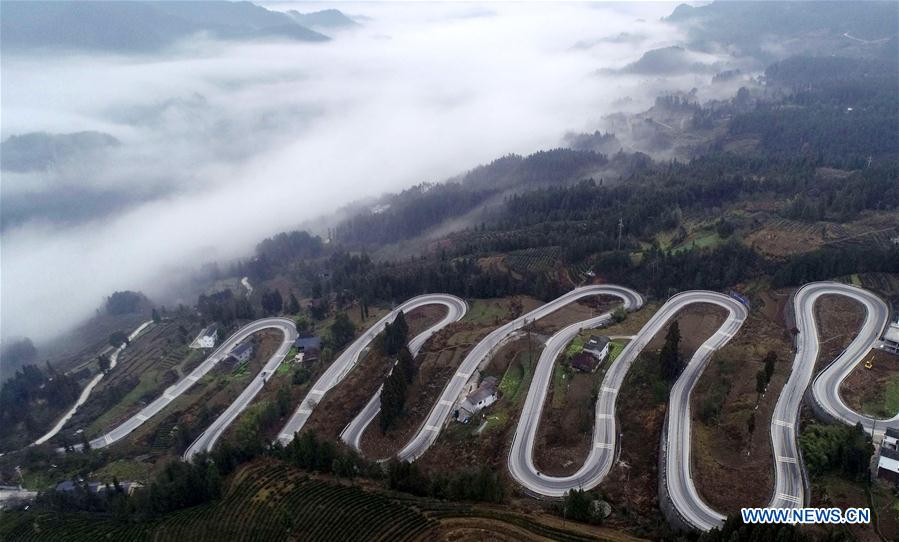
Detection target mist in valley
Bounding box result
[1,1,729,348]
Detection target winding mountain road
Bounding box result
[276,294,467,446]
[667,281,895,531]
[509,291,746,501]
[183,318,297,461]
[803,282,897,432]
[53,278,896,532]
[661,293,747,531]
[340,296,468,452]
[84,317,296,452]
[507,286,647,496]
[396,285,643,463]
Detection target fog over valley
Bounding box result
[1,2,898,537]
[1,1,703,344]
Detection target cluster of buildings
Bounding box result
[55,479,142,496]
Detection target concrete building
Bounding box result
[584,335,611,362]
[229,342,254,364]
[191,324,218,349]
[456,376,499,423]
[877,428,899,484]
[294,336,322,362]
[877,447,899,484]
[883,427,899,452]
[881,318,899,355]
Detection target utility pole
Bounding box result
[617,218,624,251]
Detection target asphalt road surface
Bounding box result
[397,285,643,463]
[803,281,897,432]
[662,292,747,531]
[509,290,745,507]
[276,294,467,446]
[34,320,154,446]
[183,318,297,461]
[340,294,468,453]
[83,317,296,452]
[668,282,894,531]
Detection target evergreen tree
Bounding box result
[756,370,767,395]
[659,321,681,381]
[563,489,593,523]
[397,347,415,383]
[382,311,409,356]
[380,367,407,432]
[329,312,355,350]
[98,354,111,374]
[763,351,777,381]
[288,293,300,315]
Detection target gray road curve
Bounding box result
[83,317,296,452]
[804,282,897,432]
[668,282,895,531]
[184,318,297,461]
[662,293,747,531]
[397,285,644,463]
[509,290,745,504]
[276,294,468,446]
[339,297,468,452]
[765,281,896,524]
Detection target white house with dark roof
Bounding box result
[456,376,499,423]
[229,342,254,364]
[584,335,611,362]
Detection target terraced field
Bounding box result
[2,460,434,542]
[1,459,638,542]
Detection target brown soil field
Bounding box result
[406,304,450,337]
[813,295,865,373]
[303,346,393,439]
[840,350,899,419]
[532,369,598,476]
[691,294,795,514]
[807,474,898,542]
[532,296,623,335]
[597,302,661,338]
[301,304,449,440]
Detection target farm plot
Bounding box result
[1,459,436,542]
[504,246,562,275]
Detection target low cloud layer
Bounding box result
[2,1,692,343]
